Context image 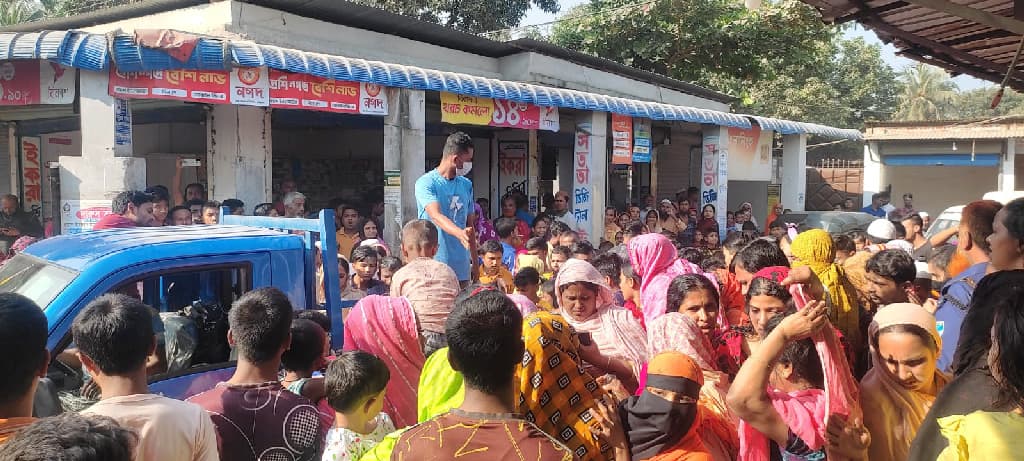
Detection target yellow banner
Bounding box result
[440,92,494,126]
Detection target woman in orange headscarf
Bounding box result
[621,351,713,461]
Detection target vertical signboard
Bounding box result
[633,118,652,163]
[114,98,133,149]
[20,137,41,218]
[574,123,593,241]
[611,114,633,165]
[498,141,528,197]
[702,134,728,237]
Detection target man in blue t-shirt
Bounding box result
[860,192,889,218]
[416,132,476,283]
[933,200,1002,372]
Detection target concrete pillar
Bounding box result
[60,69,145,205]
[1001,138,1016,192]
[700,125,729,237]
[863,141,883,207]
[207,104,272,212]
[781,133,808,212]
[572,112,607,243]
[382,88,425,252]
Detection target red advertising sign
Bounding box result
[109,67,270,106]
[440,92,560,132]
[611,114,633,165]
[268,70,387,115]
[0,61,75,106]
[20,137,41,217]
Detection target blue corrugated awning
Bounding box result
[746,115,864,141]
[883,154,999,167]
[0,30,108,70]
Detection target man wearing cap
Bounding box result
[865,219,896,252]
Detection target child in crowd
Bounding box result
[513,267,551,311]
[322,351,395,461]
[320,255,357,304]
[346,246,384,300]
[571,240,595,262]
[593,253,625,306]
[548,245,571,275]
[493,217,519,272]
[372,256,403,296]
[540,278,558,311]
[478,240,514,293]
[281,319,335,440]
[619,255,644,325]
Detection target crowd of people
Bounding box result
[1,131,1023,460]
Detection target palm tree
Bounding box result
[895,63,957,121]
[0,0,43,26]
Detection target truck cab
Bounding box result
[0,211,345,406]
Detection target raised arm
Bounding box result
[928,226,958,248]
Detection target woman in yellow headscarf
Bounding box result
[790,229,863,362]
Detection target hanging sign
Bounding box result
[0,61,75,106]
[727,126,774,181]
[20,137,42,218]
[440,92,560,132]
[109,67,270,106]
[633,118,652,163]
[573,123,593,241]
[611,114,633,165]
[60,200,113,234]
[268,70,388,115]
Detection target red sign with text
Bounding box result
[268,70,387,115]
[0,61,76,106]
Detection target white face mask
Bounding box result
[456,161,473,177]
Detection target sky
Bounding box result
[523,1,992,91]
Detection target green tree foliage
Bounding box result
[894,63,957,121]
[1,0,134,26]
[350,0,559,32]
[953,87,1024,119]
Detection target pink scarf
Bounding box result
[555,259,648,374]
[737,267,861,461]
[342,295,426,428]
[507,294,539,318]
[629,234,702,324]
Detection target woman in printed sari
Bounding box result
[556,259,647,391]
[518,311,612,461]
[790,229,862,367]
[621,351,714,461]
[857,303,948,461]
[629,233,704,323]
[647,313,739,461]
[342,295,426,428]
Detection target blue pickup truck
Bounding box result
[0,210,346,405]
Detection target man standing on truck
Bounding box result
[0,195,42,253]
[416,132,476,284]
[94,190,158,230]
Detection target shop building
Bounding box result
[0,0,860,247]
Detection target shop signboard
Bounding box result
[60,199,112,234]
[498,141,528,197]
[109,67,269,106]
[726,126,773,181]
[632,118,652,163]
[268,70,388,115]
[611,114,633,165]
[440,92,560,132]
[0,60,75,106]
[573,123,593,241]
[20,137,42,218]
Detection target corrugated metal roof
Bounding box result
[0,30,107,70]
[747,115,864,141]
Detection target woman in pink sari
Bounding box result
[556,258,647,391]
[628,233,703,324]
[342,295,426,428]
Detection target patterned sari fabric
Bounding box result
[517,312,610,461]
[861,303,949,461]
[342,295,426,428]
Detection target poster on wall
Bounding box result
[611,114,633,165]
[20,137,42,218]
[632,118,652,163]
[726,126,774,181]
[498,141,528,198]
[0,60,76,106]
[573,123,593,241]
[702,134,730,236]
[440,92,560,132]
[268,70,388,115]
[60,200,112,234]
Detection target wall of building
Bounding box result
[885,165,997,218]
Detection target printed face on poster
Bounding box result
[0,60,75,106]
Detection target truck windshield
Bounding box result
[0,254,78,309]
